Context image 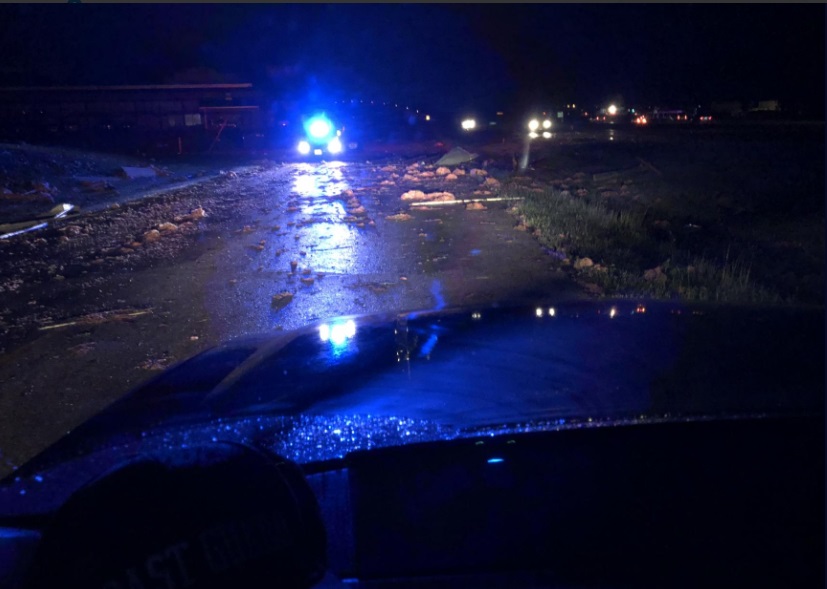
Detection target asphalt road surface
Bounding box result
[0,148,582,476]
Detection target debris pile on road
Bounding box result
[271,292,294,309]
[173,206,206,223]
[400,190,456,202]
[400,190,426,201]
[0,181,57,203]
[573,257,594,270]
[142,229,162,243]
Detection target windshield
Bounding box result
[1,6,823,479]
[0,6,824,585]
[1,0,824,478]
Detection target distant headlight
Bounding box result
[308,118,332,139]
[297,141,311,155]
[542,119,552,129]
[528,119,540,131]
[327,137,343,154]
[528,132,539,139]
[461,119,477,130]
[542,131,552,138]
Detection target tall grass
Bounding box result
[509,185,780,304]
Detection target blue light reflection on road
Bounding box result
[291,163,357,274]
[293,162,349,198]
[205,160,440,341]
[419,334,439,358]
[430,279,446,310]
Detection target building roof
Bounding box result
[0,84,253,92]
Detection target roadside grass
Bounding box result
[508,184,782,304]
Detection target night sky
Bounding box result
[0,4,823,115]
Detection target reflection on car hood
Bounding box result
[1,300,823,514]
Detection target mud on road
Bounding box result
[0,155,582,475]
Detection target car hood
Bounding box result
[1,299,823,515]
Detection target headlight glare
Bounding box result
[327,137,343,154]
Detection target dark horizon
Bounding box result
[0,4,823,115]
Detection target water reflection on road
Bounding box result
[292,163,357,274]
[293,162,350,198]
[205,161,436,339]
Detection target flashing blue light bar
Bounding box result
[487,457,505,464]
[306,115,333,139]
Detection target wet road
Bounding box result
[0,156,581,475]
[202,161,581,336]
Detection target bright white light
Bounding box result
[542,131,551,138]
[549,307,556,317]
[608,104,618,116]
[542,119,552,129]
[321,320,357,346]
[535,307,544,318]
[297,141,311,155]
[425,114,431,121]
[330,323,348,345]
[528,119,540,131]
[528,132,539,139]
[308,119,331,138]
[609,307,617,318]
[314,149,323,156]
[327,137,343,154]
[461,119,476,130]
[344,319,356,338]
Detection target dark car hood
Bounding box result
[1,300,823,515]
[100,298,824,421]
